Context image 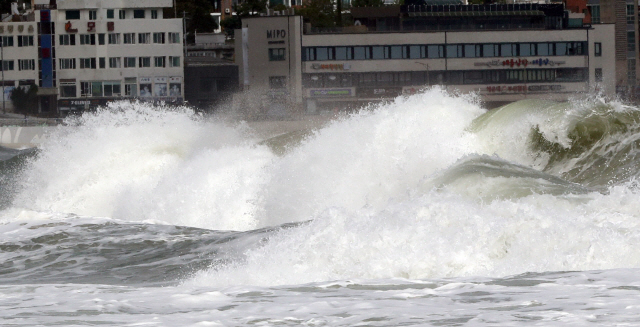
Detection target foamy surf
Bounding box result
[2,89,640,326]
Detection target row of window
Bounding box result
[302,42,589,61]
[60,80,181,98]
[0,35,35,47]
[59,32,179,46]
[302,68,588,88]
[66,9,161,21]
[0,59,36,71]
[59,56,180,69]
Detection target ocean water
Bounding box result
[2,89,640,326]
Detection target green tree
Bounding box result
[163,0,219,44]
[220,0,268,38]
[297,0,336,28]
[10,84,38,117]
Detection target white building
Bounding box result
[1,0,184,115]
[236,5,616,116]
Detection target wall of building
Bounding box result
[0,22,39,112]
[56,0,173,9]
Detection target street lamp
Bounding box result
[415,61,430,87]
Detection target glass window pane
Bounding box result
[501,43,513,57]
[371,46,384,59]
[464,44,476,58]
[353,46,366,60]
[483,44,495,57]
[335,47,348,60]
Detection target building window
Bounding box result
[89,10,97,20]
[133,9,145,19]
[119,10,126,19]
[589,5,600,24]
[168,32,180,44]
[169,56,180,67]
[628,31,636,52]
[446,44,463,58]
[80,34,95,45]
[594,42,602,57]
[628,5,635,25]
[107,9,114,19]
[99,57,105,69]
[125,78,137,96]
[109,57,121,68]
[153,32,165,44]
[65,10,80,20]
[0,60,13,71]
[154,56,165,67]
[59,58,76,69]
[1,36,13,47]
[60,82,76,98]
[79,58,96,69]
[103,81,121,96]
[269,48,285,61]
[595,68,603,82]
[80,82,90,96]
[17,36,34,47]
[124,57,136,68]
[59,34,75,46]
[139,57,151,67]
[98,33,105,45]
[91,82,103,97]
[124,33,135,44]
[138,33,150,44]
[140,82,152,96]
[628,59,636,85]
[108,33,120,44]
[269,76,286,89]
[151,10,158,19]
[18,59,34,71]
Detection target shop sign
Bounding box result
[474,58,566,68]
[309,88,353,97]
[486,84,564,93]
[140,77,152,83]
[267,29,286,39]
[311,63,351,71]
[154,77,168,83]
[359,87,402,97]
[169,76,182,83]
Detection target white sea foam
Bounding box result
[6,89,640,287]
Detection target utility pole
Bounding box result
[2,37,5,114]
[415,62,430,86]
[183,11,187,58]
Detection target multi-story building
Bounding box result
[236,4,616,116]
[0,0,184,116]
[587,0,639,97]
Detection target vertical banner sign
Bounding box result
[242,27,249,87]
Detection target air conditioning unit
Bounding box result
[224,8,230,14]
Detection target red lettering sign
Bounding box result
[87,22,95,32]
[107,22,114,31]
[64,21,78,33]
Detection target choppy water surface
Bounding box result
[2,91,640,326]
